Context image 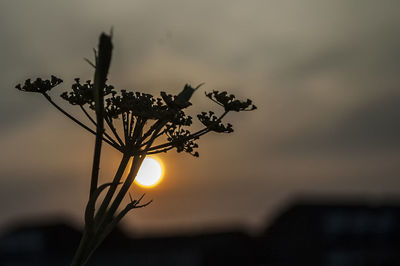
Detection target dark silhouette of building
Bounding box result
[1,198,400,266]
[0,221,80,265]
[262,199,400,266]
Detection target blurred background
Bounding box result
[1,1,400,264]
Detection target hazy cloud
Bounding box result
[1,0,400,232]
[272,92,400,156]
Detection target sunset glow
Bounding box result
[135,157,163,188]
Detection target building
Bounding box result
[1,198,400,265]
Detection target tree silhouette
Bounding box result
[15,32,256,265]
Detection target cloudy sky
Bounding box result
[1,0,400,235]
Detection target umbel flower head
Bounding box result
[205,90,257,112]
[60,78,116,107]
[15,75,63,93]
[197,111,233,133]
[16,74,255,158]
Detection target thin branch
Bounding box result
[147,146,174,154]
[139,120,165,147]
[104,116,125,147]
[146,127,208,152]
[136,193,145,203]
[84,181,122,227]
[80,105,119,147]
[143,121,167,152]
[43,93,120,150]
[126,111,131,140]
[208,97,224,107]
[134,200,153,209]
[128,192,133,202]
[122,112,129,144]
[44,93,95,134]
[128,111,135,138]
[113,194,152,226]
[147,111,228,152]
[93,48,98,61]
[84,58,96,68]
[80,105,97,126]
[131,117,146,145]
[218,110,229,120]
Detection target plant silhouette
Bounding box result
[15,32,256,265]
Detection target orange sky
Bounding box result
[1,0,400,234]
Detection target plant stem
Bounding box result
[71,32,113,266]
[89,33,112,197]
[70,228,94,266]
[94,153,131,223]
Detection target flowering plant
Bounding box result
[16,32,256,265]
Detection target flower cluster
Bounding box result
[165,124,199,157]
[205,90,257,112]
[168,110,192,126]
[16,75,255,158]
[61,78,115,108]
[15,75,63,94]
[197,111,233,133]
[106,90,169,120]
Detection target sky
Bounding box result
[1,0,400,235]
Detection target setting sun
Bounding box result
[135,157,163,188]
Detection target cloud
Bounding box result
[2,0,400,232]
[268,92,400,156]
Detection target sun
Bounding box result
[135,157,163,188]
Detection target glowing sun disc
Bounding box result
[135,157,163,187]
